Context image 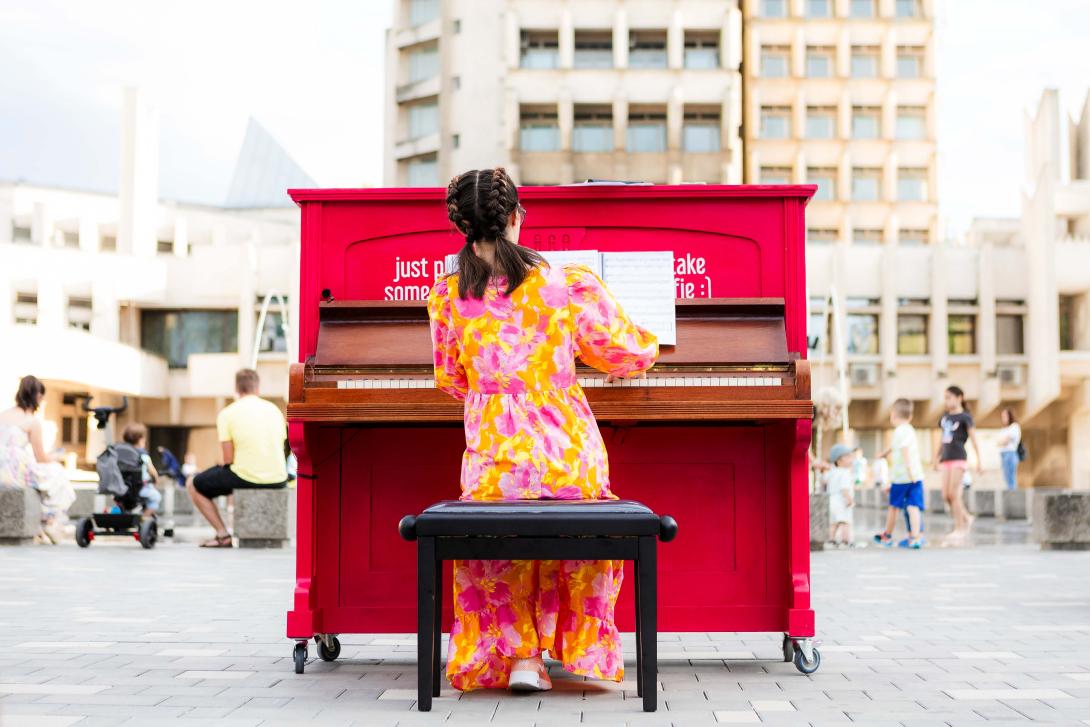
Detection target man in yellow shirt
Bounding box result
[187,369,287,548]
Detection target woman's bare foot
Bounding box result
[509,655,552,691]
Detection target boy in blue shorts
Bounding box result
[874,398,924,548]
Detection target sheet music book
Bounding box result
[540,249,603,277]
[600,251,677,345]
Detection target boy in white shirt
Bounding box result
[874,399,925,549]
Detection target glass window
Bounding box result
[898,167,927,201]
[521,31,559,69]
[14,292,37,325]
[899,228,929,246]
[683,114,720,152]
[898,314,928,354]
[257,309,288,354]
[141,310,239,369]
[806,0,832,18]
[807,228,838,244]
[407,44,439,82]
[67,296,92,332]
[896,106,926,139]
[851,47,879,77]
[157,239,173,254]
[407,154,438,186]
[626,111,667,152]
[897,46,924,78]
[12,225,32,243]
[1059,295,1075,350]
[896,0,920,17]
[761,166,793,184]
[574,31,612,68]
[997,314,1024,355]
[761,0,787,17]
[61,416,88,446]
[99,233,116,252]
[760,106,791,138]
[629,31,667,69]
[684,33,719,69]
[808,167,837,201]
[853,228,883,245]
[409,0,439,26]
[408,101,438,138]
[806,107,836,139]
[850,0,875,17]
[61,230,79,248]
[847,314,879,354]
[520,111,560,151]
[948,315,976,354]
[806,47,833,77]
[852,167,881,201]
[761,46,790,77]
[852,106,881,139]
[808,311,828,353]
[573,108,613,152]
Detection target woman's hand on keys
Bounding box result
[605,371,648,384]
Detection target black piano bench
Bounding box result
[398,499,678,712]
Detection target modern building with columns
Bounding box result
[0,90,306,467]
[384,0,744,186]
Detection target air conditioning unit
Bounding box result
[849,363,880,387]
[997,364,1024,387]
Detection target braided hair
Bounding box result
[445,167,544,299]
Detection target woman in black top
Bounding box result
[933,385,981,545]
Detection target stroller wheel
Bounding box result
[138,519,157,549]
[75,518,94,548]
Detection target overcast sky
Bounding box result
[1,0,1088,236]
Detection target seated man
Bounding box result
[188,368,287,548]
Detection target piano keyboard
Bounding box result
[335,376,783,390]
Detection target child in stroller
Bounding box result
[121,424,161,518]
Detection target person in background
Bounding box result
[121,423,161,518]
[851,446,868,489]
[822,444,856,547]
[935,385,982,546]
[0,375,76,543]
[875,398,925,549]
[998,408,1022,491]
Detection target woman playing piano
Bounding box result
[428,168,658,692]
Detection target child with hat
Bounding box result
[824,443,856,547]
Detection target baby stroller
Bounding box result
[75,397,158,549]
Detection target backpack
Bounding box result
[96,443,145,509]
[1016,441,1027,462]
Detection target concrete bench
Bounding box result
[1000,489,1029,520]
[972,490,998,518]
[234,486,292,548]
[0,486,42,545]
[809,493,829,551]
[928,488,946,514]
[1033,492,1090,550]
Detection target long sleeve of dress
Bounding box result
[564,264,659,377]
[427,278,469,401]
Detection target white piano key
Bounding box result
[337,380,345,390]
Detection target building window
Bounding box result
[896,106,926,139]
[1059,295,1075,350]
[407,154,438,186]
[520,108,560,151]
[808,167,837,201]
[451,133,460,149]
[847,314,879,354]
[899,228,929,246]
[14,292,37,325]
[60,230,79,248]
[806,0,832,18]
[141,309,239,369]
[898,167,928,201]
[851,46,879,78]
[61,415,89,446]
[852,167,882,201]
[100,233,116,252]
[807,228,838,244]
[850,0,876,18]
[12,225,32,244]
[408,0,439,26]
[67,296,93,332]
[896,0,921,17]
[682,109,720,152]
[626,109,667,152]
[898,314,928,354]
[684,32,719,69]
[948,315,976,354]
[997,314,1025,355]
[806,46,834,77]
[574,31,613,69]
[520,30,559,69]
[760,166,793,184]
[407,43,439,83]
[852,106,881,139]
[761,45,790,77]
[760,106,792,138]
[805,106,836,139]
[573,106,613,152]
[629,30,667,69]
[761,0,787,17]
[808,310,828,353]
[407,101,439,138]
[156,239,174,254]
[256,298,288,354]
[853,228,883,245]
[452,18,461,33]
[897,46,924,78]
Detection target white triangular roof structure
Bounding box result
[224,118,315,208]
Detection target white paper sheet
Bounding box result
[540,249,603,277]
[600,251,677,345]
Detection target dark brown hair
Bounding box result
[945,385,969,414]
[445,167,544,299]
[15,375,45,412]
[1002,407,1016,424]
[235,368,260,395]
[892,398,913,421]
[122,423,147,445]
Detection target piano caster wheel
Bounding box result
[782,634,793,662]
[317,635,341,662]
[293,642,308,674]
[789,638,821,674]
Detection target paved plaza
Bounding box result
[1,515,1089,727]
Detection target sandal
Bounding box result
[200,534,233,548]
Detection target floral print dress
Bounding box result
[427,263,658,691]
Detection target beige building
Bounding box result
[385,0,744,186]
[0,90,304,468]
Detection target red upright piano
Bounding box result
[286,184,818,672]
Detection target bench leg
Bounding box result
[417,537,436,712]
[433,558,442,697]
[633,556,643,699]
[638,537,657,712]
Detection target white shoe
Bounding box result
[509,660,552,692]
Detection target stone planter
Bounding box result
[0,487,42,545]
[1033,492,1090,550]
